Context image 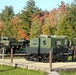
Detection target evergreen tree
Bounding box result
[0,6,14,37]
[20,0,42,36]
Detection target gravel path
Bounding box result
[0,59,76,72]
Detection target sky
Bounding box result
[0,0,73,14]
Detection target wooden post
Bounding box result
[50,51,52,71]
[15,64,17,69]
[11,48,13,63]
[2,47,5,59]
[74,48,76,60]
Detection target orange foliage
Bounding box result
[59,1,67,14]
[41,24,50,35]
[32,12,48,22]
[19,30,28,40]
[48,9,58,27]
[0,21,4,31]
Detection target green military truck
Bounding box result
[26,35,68,62]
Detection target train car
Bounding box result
[25,35,68,62]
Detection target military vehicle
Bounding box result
[25,35,68,62]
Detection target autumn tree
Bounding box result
[0,6,14,37]
[57,1,67,26]
[0,20,4,36]
[55,1,76,39]
[10,16,23,40]
[55,16,75,39]
[47,9,58,28]
[41,24,50,35]
[41,1,67,36]
[19,30,28,40]
[42,17,51,35]
[30,18,42,38]
[41,16,56,35]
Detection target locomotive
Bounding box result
[25,35,69,62]
[0,36,26,54]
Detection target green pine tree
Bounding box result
[0,6,14,37]
[20,0,42,37]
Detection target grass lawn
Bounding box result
[59,71,76,75]
[0,65,47,75]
